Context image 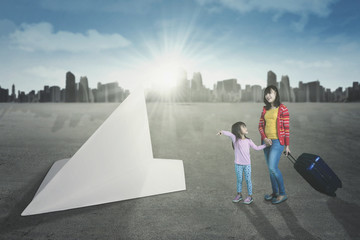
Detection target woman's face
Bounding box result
[265,88,276,104]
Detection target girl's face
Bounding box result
[240,125,248,135]
[265,88,277,104]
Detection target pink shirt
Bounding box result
[221,131,266,165]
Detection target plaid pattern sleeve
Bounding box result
[278,104,290,146]
[258,107,267,141]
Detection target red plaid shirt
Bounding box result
[258,104,290,146]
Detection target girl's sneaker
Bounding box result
[243,196,253,205]
[232,194,243,203]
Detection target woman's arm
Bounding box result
[259,108,272,146]
[258,108,267,140]
[282,105,290,146]
[281,105,291,155]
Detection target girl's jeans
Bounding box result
[235,164,252,195]
[263,139,286,196]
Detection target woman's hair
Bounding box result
[263,85,281,110]
[231,121,248,149]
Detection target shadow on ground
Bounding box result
[0,165,136,238]
[239,201,317,240]
[327,197,360,239]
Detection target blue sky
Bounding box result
[0,0,359,93]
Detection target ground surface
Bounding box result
[0,102,359,240]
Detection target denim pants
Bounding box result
[263,139,286,195]
[235,164,252,195]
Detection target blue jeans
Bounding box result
[263,139,286,196]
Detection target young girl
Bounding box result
[217,122,269,204]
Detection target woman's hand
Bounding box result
[285,145,291,156]
[264,138,272,146]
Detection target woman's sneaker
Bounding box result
[243,196,253,205]
[272,195,288,204]
[264,193,278,201]
[232,194,243,203]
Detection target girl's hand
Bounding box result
[264,138,272,146]
[285,145,291,156]
[216,131,222,136]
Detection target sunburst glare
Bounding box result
[144,53,188,91]
[128,17,212,93]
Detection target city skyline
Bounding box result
[0,1,359,93]
[1,70,359,103]
[0,68,358,95]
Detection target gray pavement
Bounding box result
[0,102,359,239]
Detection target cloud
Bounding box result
[197,0,337,16]
[9,22,131,52]
[337,42,359,52]
[283,59,333,69]
[0,19,17,36]
[39,0,160,14]
[196,0,339,30]
[324,34,360,52]
[24,65,67,80]
[291,13,309,32]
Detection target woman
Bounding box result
[258,85,290,204]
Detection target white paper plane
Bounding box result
[22,87,186,216]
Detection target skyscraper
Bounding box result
[280,75,291,102]
[267,71,277,87]
[10,84,16,102]
[174,69,190,102]
[65,71,76,102]
[79,76,90,102]
[223,79,240,93]
[215,79,241,102]
[307,81,321,102]
[0,86,9,102]
[106,82,119,102]
[191,72,203,91]
[251,85,263,102]
[50,86,61,102]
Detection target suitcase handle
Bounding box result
[284,151,296,164]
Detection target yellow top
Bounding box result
[265,108,279,139]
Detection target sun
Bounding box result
[145,53,187,91]
[132,21,204,92]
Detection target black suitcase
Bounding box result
[286,152,342,196]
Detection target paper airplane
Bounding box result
[22,87,186,216]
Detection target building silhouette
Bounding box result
[93,82,129,103]
[215,79,241,102]
[50,86,61,102]
[27,90,36,103]
[78,76,90,102]
[65,71,76,102]
[174,69,191,102]
[18,91,26,102]
[0,86,9,102]
[10,84,16,102]
[190,72,211,102]
[346,82,360,102]
[2,70,359,103]
[267,71,277,88]
[251,85,263,102]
